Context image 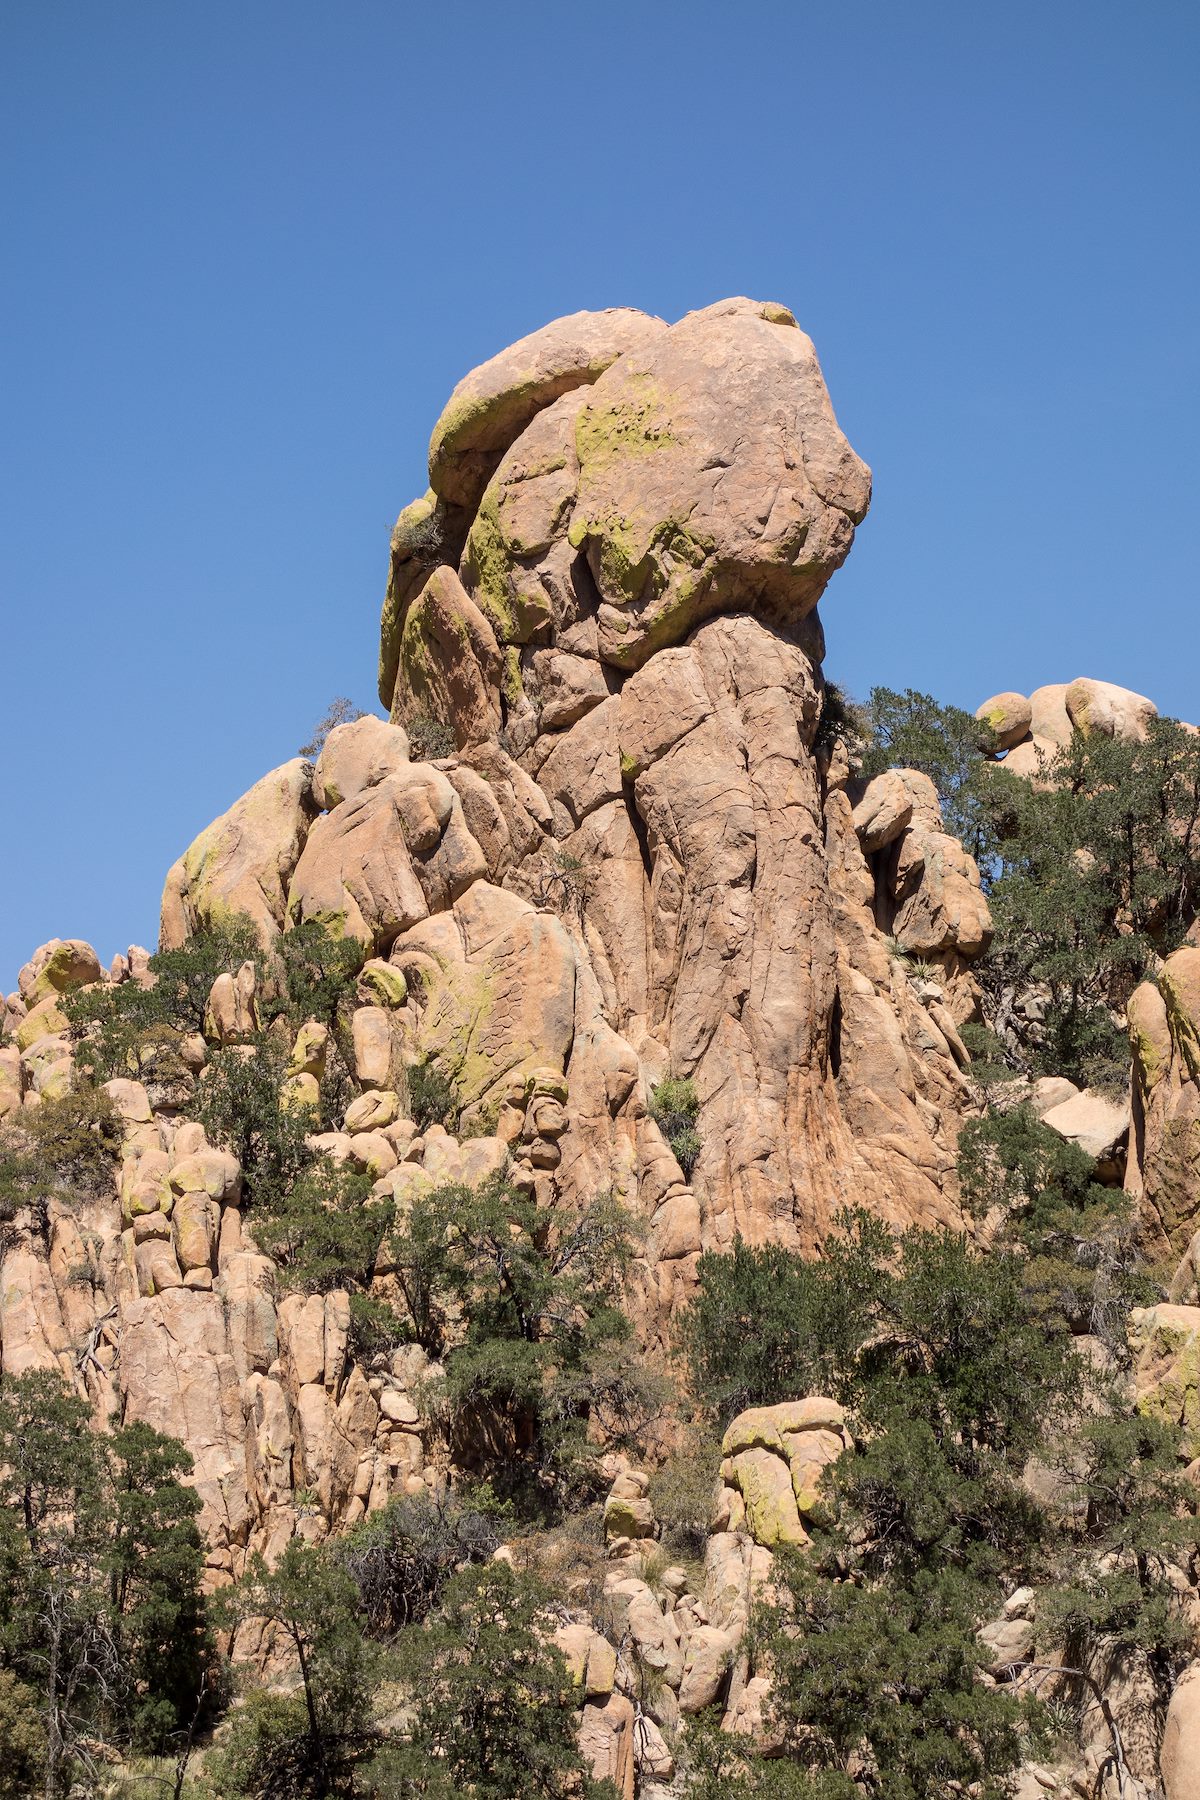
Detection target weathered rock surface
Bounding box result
[1162,1661,1200,1800]
[976,690,1033,750]
[1129,952,1200,1253]
[7,306,1003,1658]
[161,760,315,949]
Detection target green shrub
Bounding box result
[260,919,364,1032]
[812,680,869,762]
[0,1085,121,1239]
[0,1670,46,1800]
[0,1372,211,1787]
[957,1104,1155,1340]
[649,1075,701,1178]
[66,921,261,1082]
[648,1436,721,1560]
[249,1159,389,1295]
[680,1237,836,1424]
[958,1019,1018,1084]
[389,1176,650,1507]
[398,1562,615,1798]
[194,1037,311,1214]
[404,711,456,762]
[405,1058,459,1133]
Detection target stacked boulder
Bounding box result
[148,302,1000,1333]
[975,676,1159,779]
[0,932,549,1581]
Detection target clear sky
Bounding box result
[2,1,1197,985]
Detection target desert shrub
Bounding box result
[958,1018,1019,1084]
[859,685,999,857]
[0,1669,46,1800]
[680,1237,836,1424]
[1039,1407,1200,1676]
[0,1085,121,1238]
[648,1435,721,1560]
[389,1176,651,1506]
[405,1057,459,1133]
[298,695,364,760]
[249,1159,389,1295]
[210,1539,375,1800]
[957,1104,1155,1341]
[339,1489,501,1632]
[649,1075,701,1178]
[193,1037,311,1214]
[396,1562,615,1799]
[0,1372,210,1789]
[404,711,456,762]
[812,680,869,762]
[66,921,261,1082]
[261,920,364,1033]
[529,849,591,917]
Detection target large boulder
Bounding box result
[1041,1089,1131,1181]
[312,715,410,810]
[390,881,576,1126]
[19,939,103,1003]
[160,760,315,949]
[975,691,1032,751]
[1131,1304,1200,1458]
[428,307,666,513]
[718,1397,849,1548]
[1065,676,1157,742]
[1162,1662,1200,1799]
[286,763,485,950]
[569,298,871,670]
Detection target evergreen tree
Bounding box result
[0,1372,210,1796]
[397,1563,615,1799]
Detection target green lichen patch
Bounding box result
[574,376,679,475]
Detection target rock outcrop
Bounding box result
[7,298,1200,1797]
[1,301,1001,1573]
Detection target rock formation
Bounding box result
[8,301,1199,1799]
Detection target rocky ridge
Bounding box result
[5,301,1200,1797]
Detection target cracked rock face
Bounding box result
[154,300,988,1346]
[316,300,976,1322]
[2,300,995,1578]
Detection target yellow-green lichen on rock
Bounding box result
[1132,1303,1200,1458]
[719,1399,849,1549]
[426,307,668,512]
[160,759,315,952]
[15,995,68,1053]
[357,960,408,1008]
[1160,947,1200,1084]
[1129,980,1172,1091]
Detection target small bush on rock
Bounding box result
[67,921,261,1082]
[298,695,363,760]
[404,711,456,762]
[0,1085,121,1239]
[405,1057,459,1133]
[649,1074,701,1178]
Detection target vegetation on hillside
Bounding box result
[5,679,1200,1797]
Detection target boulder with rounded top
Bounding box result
[160,759,315,950]
[312,714,410,810]
[428,306,666,512]
[569,298,871,671]
[975,691,1033,750]
[1065,676,1157,742]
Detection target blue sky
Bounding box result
[2,1,1197,983]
